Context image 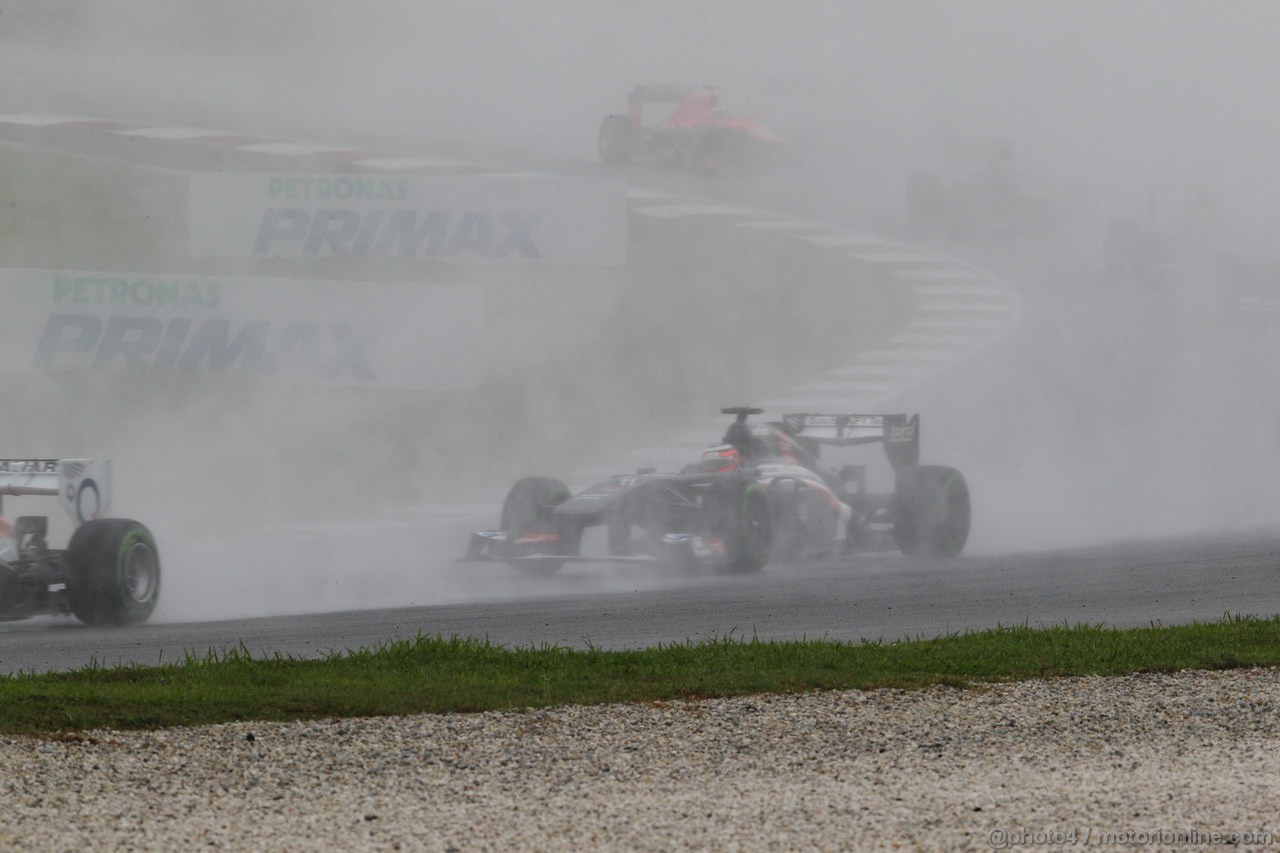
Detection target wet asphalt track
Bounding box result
[1,527,1277,675]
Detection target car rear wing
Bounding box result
[779,414,919,470]
[1148,184,1212,208]
[0,458,111,526]
[947,137,1015,160]
[1146,184,1213,232]
[1239,295,1280,315]
[628,85,703,106]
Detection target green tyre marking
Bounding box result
[115,526,159,618]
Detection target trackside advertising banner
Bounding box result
[0,269,483,390]
[189,173,627,265]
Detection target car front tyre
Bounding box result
[500,476,577,577]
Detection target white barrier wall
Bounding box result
[0,269,484,390]
[188,174,627,265]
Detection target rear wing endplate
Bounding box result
[0,458,111,525]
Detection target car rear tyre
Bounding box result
[66,519,161,626]
[893,465,970,558]
[707,479,773,574]
[500,477,578,577]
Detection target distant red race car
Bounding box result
[597,85,784,174]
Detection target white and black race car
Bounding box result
[0,458,160,625]
[465,407,970,576]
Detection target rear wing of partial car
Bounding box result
[778,414,920,470]
[628,85,703,106]
[1146,184,1213,234]
[0,458,111,526]
[946,137,1015,161]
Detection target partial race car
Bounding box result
[597,85,784,174]
[907,138,1053,240]
[464,407,970,576]
[1215,251,1280,323]
[0,458,160,625]
[1103,185,1217,290]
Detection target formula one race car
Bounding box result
[0,458,160,625]
[464,408,970,576]
[1215,250,1280,315]
[597,85,784,174]
[907,138,1053,240]
[1103,185,1217,290]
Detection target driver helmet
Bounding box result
[701,444,742,473]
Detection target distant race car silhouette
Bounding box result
[463,407,971,577]
[1103,185,1217,290]
[597,85,784,174]
[907,138,1053,239]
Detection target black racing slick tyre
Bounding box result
[499,476,578,577]
[597,115,638,165]
[66,518,161,626]
[707,478,773,574]
[893,466,971,558]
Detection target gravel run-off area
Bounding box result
[0,667,1276,851]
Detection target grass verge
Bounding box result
[3,615,1277,736]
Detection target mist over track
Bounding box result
[0,2,1277,666]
